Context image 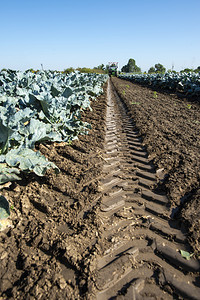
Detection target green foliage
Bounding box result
[127,59,136,72]
[63,66,106,75]
[24,68,40,74]
[63,67,75,74]
[148,63,166,74]
[153,91,158,98]
[0,195,11,231]
[2,148,59,176]
[167,69,177,73]
[194,66,200,73]
[118,72,200,97]
[180,66,200,73]
[0,69,108,184]
[180,68,194,73]
[155,63,166,73]
[121,58,141,73]
[0,163,21,184]
[94,64,105,70]
[131,101,140,105]
[148,67,156,74]
[76,67,105,74]
[180,250,194,260]
[76,67,95,73]
[0,195,10,220]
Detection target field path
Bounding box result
[88,79,200,299]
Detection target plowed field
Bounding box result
[0,77,200,299]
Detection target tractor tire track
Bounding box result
[88,79,200,299]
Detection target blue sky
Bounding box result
[1,0,199,72]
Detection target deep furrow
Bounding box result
[89,79,200,300]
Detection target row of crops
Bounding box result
[118,72,200,98]
[0,69,108,184]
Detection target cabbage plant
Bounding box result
[0,70,108,183]
[118,72,200,98]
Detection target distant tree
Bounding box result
[121,58,141,73]
[94,64,105,70]
[76,67,95,73]
[194,66,200,73]
[148,67,156,74]
[105,65,110,74]
[121,64,128,73]
[63,67,75,74]
[148,63,165,74]
[133,65,141,73]
[127,58,136,72]
[167,69,177,73]
[180,68,194,73]
[155,63,166,73]
[99,64,105,70]
[25,68,34,73]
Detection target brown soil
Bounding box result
[1,77,200,299]
[0,86,108,299]
[111,77,200,255]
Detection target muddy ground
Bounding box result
[111,77,200,255]
[0,77,200,299]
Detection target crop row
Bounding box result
[118,72,200,98]
[0,70,108,184]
